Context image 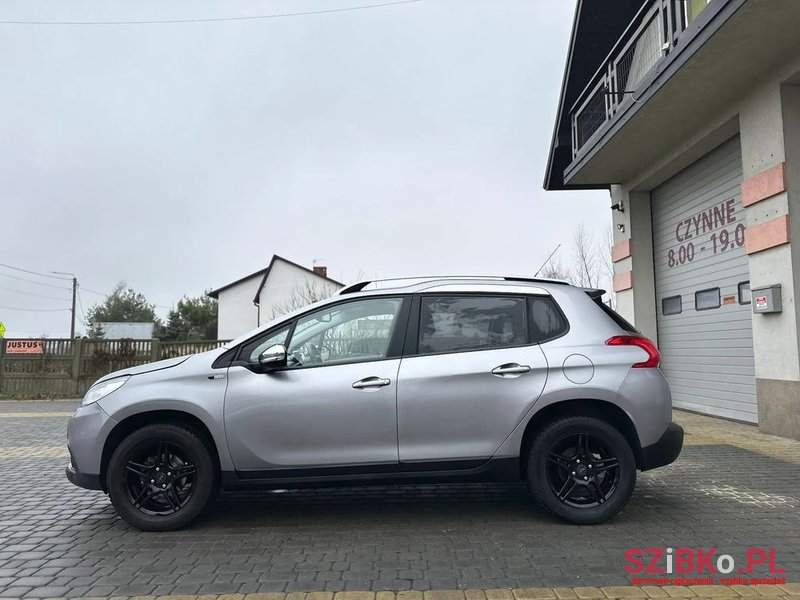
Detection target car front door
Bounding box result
[224,296,409,474]
[396,294,549,466]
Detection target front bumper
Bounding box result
[65,402,116,491]
[65,460,103,490]
[640,422,684,471]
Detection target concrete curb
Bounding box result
[1,584,794,600]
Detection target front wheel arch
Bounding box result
[101,410,220,491]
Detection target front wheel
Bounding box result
[107,423,217,531]
[526,416,636,524]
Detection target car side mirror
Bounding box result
[258,344,287,371]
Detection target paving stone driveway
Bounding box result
[0,401,798,598]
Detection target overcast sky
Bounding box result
[0,0,609,337]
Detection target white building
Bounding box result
[208,255,343,340]
[97,322,154,339]
[544,0,800,440]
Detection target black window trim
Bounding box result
[662,294,683,316]
[738,281,751,305]
[223,294,412,371]
[593,296,639,334]
[695,287,721,311]
[404,292,536,359]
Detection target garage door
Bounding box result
[651,136,756,423]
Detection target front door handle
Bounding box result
[491,363,532,377]
[352,376,391,389]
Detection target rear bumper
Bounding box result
[65,460,103,490]
[640,422,684,471]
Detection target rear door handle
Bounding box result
[352,376,391,389]
[491,363,531,377]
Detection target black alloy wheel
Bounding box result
[124,440,197,515]
[545,432,620,508]
[527,416,636,524]
[107,423,217,531]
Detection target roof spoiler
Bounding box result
[582,288,606,300]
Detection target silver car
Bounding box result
[66,276,683,530]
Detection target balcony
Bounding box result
[544,0,800,190]
[570,0,697,160]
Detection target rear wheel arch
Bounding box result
[101,410,220,490]
[518,399,642,474]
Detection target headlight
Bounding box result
[82,376,130,406]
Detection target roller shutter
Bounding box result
[651,136,756,422]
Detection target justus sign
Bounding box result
[5,340,45,354]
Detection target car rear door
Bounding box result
[396,294,549,466]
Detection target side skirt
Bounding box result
[220,457,521,490]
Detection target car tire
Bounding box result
[107,423,218,531]
[526,416,636,524]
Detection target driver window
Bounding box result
[286,298,402,368]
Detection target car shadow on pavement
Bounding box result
[198,482,549,527]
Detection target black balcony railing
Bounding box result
[570,0,699,160]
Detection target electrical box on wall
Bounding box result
[752,284,782,314]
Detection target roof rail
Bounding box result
[337,275,569,295]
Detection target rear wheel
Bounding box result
[107,423,217,531]
[526,416,636,524]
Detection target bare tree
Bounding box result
[538,256,571,281]
[567,224,616,307]
[571,224,599,289]
[538,225,615,307]
[599,225,616,308]
[269,279,341,320]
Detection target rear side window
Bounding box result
[529,297,568,343]
[592,297,639,333]
[418,296,527,354]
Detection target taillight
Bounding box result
[605,335,661,368]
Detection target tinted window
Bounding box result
[529,297,568,343]
[695,288,720,311]
[662,295,682,315]
[287,298,402,367]
[418,296,527,354]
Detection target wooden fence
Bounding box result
[0,338,230,398]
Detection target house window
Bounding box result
[662,295,682,316]
[685,0,712,24]
[695,288,720,311]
